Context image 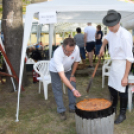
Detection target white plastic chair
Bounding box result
[102,59,112,88]
[128,75,134,112]
[33,60,66,100]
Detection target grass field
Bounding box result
[0,63,134,134]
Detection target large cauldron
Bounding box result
[75,96,115,134]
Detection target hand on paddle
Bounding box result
[99,46,104,57]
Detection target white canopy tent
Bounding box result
[16,0,134,121]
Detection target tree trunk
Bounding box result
[2,0,28,91]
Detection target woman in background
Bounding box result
[95,25,103,57]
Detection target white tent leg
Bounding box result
[16,12,33,122]
[49,24,54,59]
[53,26,56,45]
[39,25,42,43]
[40,25,43,43]
[37,24,40,44]
[29,30,32,45]
[15,82,21,122]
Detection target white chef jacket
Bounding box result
[105,26,134,92]
[105,26,133,63]
[49,45,81,72]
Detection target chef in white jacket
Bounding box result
[100,10,134,124]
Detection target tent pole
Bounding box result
[37,24,40,44]
[29,31,32,45]
[40,24,43,43]
[53,26,56,45]
[49,24,54,59]
[39,24,41,44]
[16,12,33,122]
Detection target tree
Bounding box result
[2,0,27,91]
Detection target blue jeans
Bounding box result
[79,47,86,59]
[95,44,102,55]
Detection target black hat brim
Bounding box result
[102,13,121,27]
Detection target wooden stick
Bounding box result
[91,57,101,78]
[0,71,16,78]
[0,44,25,91]
[128,83,134,85]
[86,57,101,93]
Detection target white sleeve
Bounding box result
[53,50,64,72]
[75,47,81,62]
[122,35,134,63]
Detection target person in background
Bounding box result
[49,38,81,120]
[35,43,40,50]
[26,45,36,58]
[39,41,44,50]
[99,10,134,124]
[95,25,103,58]
[74,27,86,63]
[30,49,42,61]
[84,22,96,68]
[102,33,109,55]
[35,41,43,50]
[39,41,43,46]
[68,34,72,38]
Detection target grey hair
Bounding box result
[87,22,92,25]
[63,38,76,48]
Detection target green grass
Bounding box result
[0,73,134,134]
[0,108,6,118]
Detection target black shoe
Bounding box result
[69,109,75,113]
[114,114,126,124]
[114,97,128,124]
[59,112,66,120]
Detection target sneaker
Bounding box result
[59,112,66,120]
[69,109,75,113]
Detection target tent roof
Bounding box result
[26,0,134,24]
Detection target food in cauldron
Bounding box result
[76,98,112,111]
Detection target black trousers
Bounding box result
[108,86,128,110]
[108,86,128,98]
